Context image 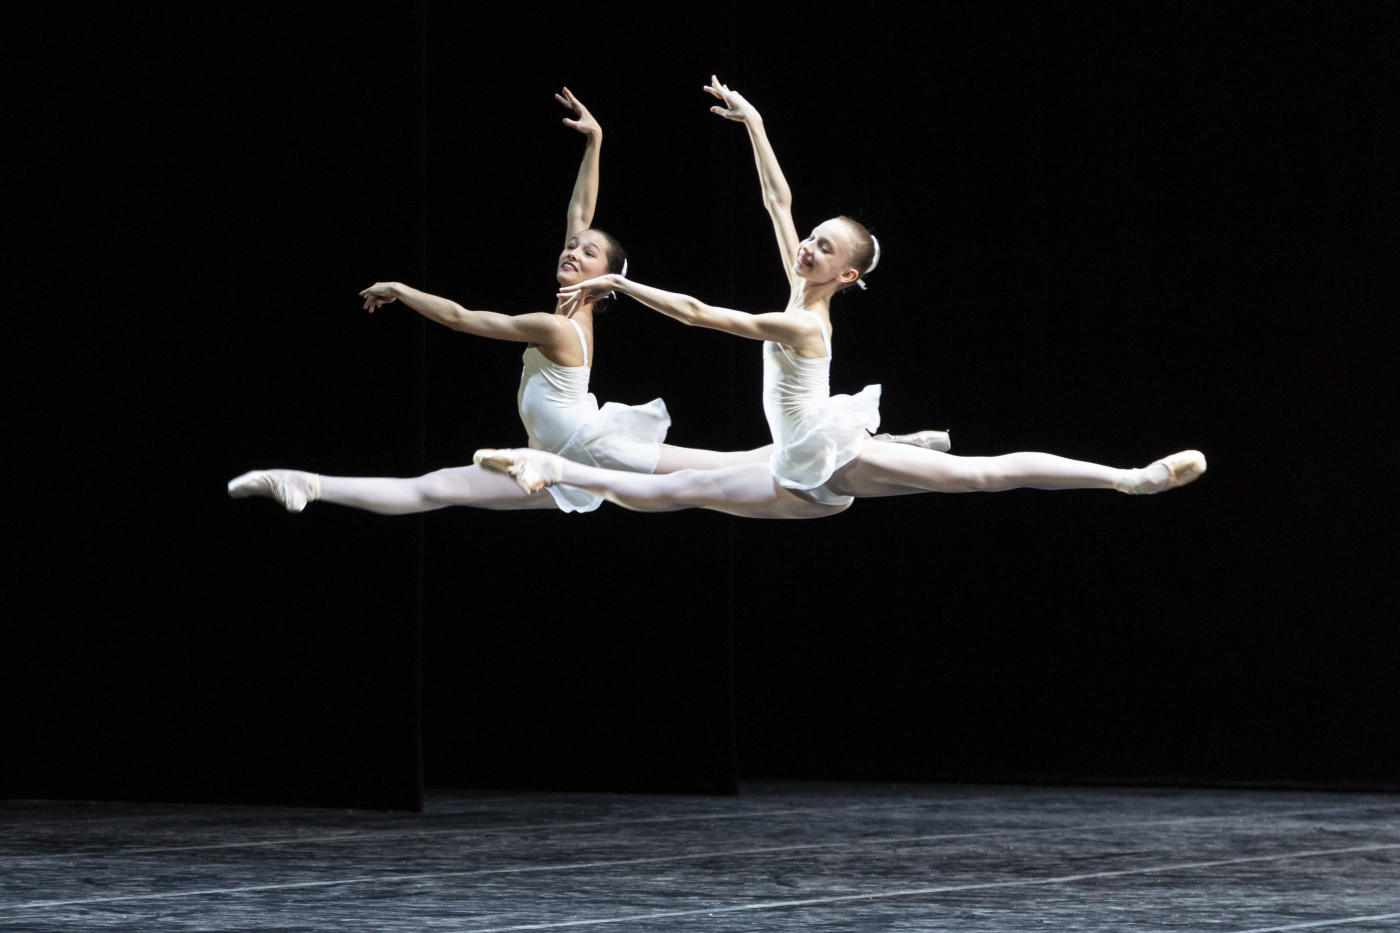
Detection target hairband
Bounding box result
[610,257,629,301]
[856,235,880,291]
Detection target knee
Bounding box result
[662,468,736,508]
[669,469,717,501]
[414,470,459,506]
[964,468,998,492]
[957,459,1010,493]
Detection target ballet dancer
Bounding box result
[228,88,777,515]
[472,77,1205,518]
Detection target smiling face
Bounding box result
[793,219,861,288]
[557,230,614,285]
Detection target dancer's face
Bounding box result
[557,231,612,285]
[793,219,860,288]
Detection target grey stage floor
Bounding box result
[3,782,1399,931]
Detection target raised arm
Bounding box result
[557,87,602,240]
[558,275,824,353]
[360,282,569,346]
[705,76,801,287]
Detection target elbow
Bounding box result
[680,301,711,327]
[446,304,474,331]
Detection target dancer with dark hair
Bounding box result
[229,88,777,515]
[473,77,1204,516]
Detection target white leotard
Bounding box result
[517,318,597,453]
[517,318,669,512]
[762,309,880,506]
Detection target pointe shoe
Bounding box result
[227,470,321,512]
[1117,450,1207,494]
[1157,449,1207,490]
[473,448,563,494]
[869,429,951,452]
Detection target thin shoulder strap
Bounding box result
[565,317,589,368]
[796,308,832,357]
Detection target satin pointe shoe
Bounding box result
[1116,449,1207,494]
[473,448,563,494]
[227,470,321,512]
[869,429,952,452]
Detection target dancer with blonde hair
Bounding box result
[474,77,1204,516]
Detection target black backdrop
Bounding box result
[5,3,1395,810]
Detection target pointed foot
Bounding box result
[227,469,321,512]
[1116,450,1207,495]
[473,448,563,494]
[870,429,951,453]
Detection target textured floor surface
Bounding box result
[3,782,1398,931]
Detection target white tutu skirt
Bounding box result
[544,398,671,513]
[771,384,881,506]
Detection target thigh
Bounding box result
[825,442,985,497]
[688,464,848,519]
[654,444,774,473]
[419,465,560,510]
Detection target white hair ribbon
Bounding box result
[855,235,880,291]
[610,257,629,301]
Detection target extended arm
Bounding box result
[706,76,801,286]
[559,275,819,349]
[558,87,602,239]
[360,282,566,345]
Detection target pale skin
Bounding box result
[229,88,771,515]
[477,77,1200,517]
[356,87,607,371]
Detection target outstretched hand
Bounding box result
[557,274,616,317]
[360,283,399,313]
[704,74,759,123]
[556,86,601,137]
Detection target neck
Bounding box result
[555,299,595,320]
[791,278,837,313]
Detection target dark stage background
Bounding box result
[6,3,1395,809]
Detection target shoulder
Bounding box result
[533,313,591,364]
[785,305,831,337]
[526,312,576,336]
[510,312,578,343]
[783,308,831,355]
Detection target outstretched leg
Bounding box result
[654,443,773,472]
[228,465,557,514]
[475,449,842,520]
[827,443,1205,498]
[654,429,951,473]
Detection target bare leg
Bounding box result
[475,450,843,520]
[826,442,1203,498]
[228,466,557,514]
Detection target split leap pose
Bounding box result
[473,77,1205,518]
[228,89,777,515]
